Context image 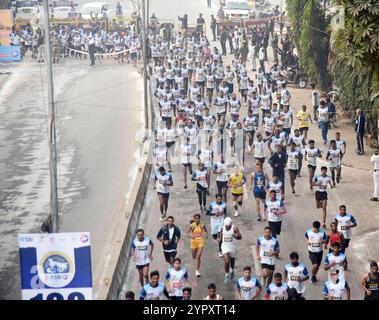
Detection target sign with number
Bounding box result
[19,232,93,300]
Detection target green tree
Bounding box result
[286,0,331,90]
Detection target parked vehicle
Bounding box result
[15,0,40,20]
[282,66,308,88]
[51,0,78,19]
[79,2,111,20]
[224,0,249,19]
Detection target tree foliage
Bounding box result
[286,0,331,90]
[332,0,379,142]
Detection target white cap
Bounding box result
[224,217,232,226]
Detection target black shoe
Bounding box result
[370,197,378,201]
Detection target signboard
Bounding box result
[0,46,21,62]
[19,232,93,300]
[0,9,14,46]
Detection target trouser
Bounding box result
[320,121,328,143]
[356,132,364,153]
[228,38,233,53]
[373,171,379,198]
[272,47,278,62]
[259,59,265,73]
[89,45,96,65]
[37,44,45,62]
[212,27,216,41]
[277,171,285,193]
[221,41,226,55]
[313,105,319,120]
[196,184,207,207]
[252,55,257,70]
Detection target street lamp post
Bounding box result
[141,0,149,130]
[42,0,59,233]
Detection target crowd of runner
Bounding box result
[8,21,141,64]
[125,11,379,301]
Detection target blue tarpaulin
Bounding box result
[0,46,21,62]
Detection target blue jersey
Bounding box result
[253,171,266,193]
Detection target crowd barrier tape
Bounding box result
[65,45,139,57]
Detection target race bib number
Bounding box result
[311,243,320,247]
[224,237,233,242]
[172,282,183,289]
[341,226,348,230]
[290,276,301,282]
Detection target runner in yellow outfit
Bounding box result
[228,166,247,217]
[296,104,313,141]
[187,214,208,277]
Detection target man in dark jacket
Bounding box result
[210,15,217,41]
[156,216,181,265]
[220,26,228,56]
[268,145,288,191]
[355,109,365,155]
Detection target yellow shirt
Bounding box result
[191,223,205,239]
[229,173,244,194]
[297,111,312,128]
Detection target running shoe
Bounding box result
[310,275,317,284]
[196,270,201,277]
[230,270,234,280]
[257,214,262,222]
[224,274,230,284]
[234,211,239,217]
[159,215,166,222]
[218,252,223,258]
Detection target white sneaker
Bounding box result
[218,252,223,258]
[196,270,201,277]
[234,211,239,217]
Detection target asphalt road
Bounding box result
[0,54,143,298]
[121,0,379,300]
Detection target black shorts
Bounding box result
[162,116,172,124]
[166,79,174,86]
[217,112,226,120]
[157,192,170,200]
[207,88,214,94]
[166,141,175,148]
[131,52,137,59]
[217,181,228,189]
[309,251,323,266]
[299,127,309,134]
[182,163,192,167]
[261,263,275,271]
[315,191,328,201]
[342,238,350,248]
[308,165,317,169]
[136,263,149,270]
[164,251,177,262]
[196,184,208,193]
[231,193,243,198]
[289,169,298,175]
[254,191,266,200]
[269,221,282,236]
[195,115,203,122]
[196,80,205,87]
[255,157,265,164]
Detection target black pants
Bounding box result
[88,44,95,65]
[221,41,227,55]
[196,184,207,208]
[357,132,364,153]
[212,27,216,41]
